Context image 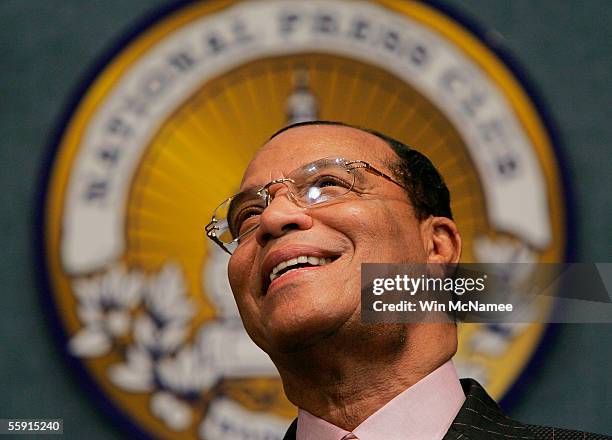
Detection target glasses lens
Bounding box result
[208,158,356,249]
[216,193,267,242]
[290,158,355,206]
[210,199,235,244]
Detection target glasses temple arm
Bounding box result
[345,160,405,189]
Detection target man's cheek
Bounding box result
[227,274,256,333]
[227,259,237,288]
[332,205,370,231]
[337,205,385,244]
[227,258,246,299]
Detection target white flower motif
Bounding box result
[195,321,278,379]
[69,327,111,357]
[157,345,219,395]
[145,264,194,325]
[199,398,288,440]
[203,242,241,320]
[73,264,144,310]
[150,391,192,431]
[73,261,258,431]
[133,315,188,354]
[69,265,145,358]
[67,262,209,431]
[123,263,193,359]
[133,314,157,349]
[106,309,130,335]
[102,262,207,420]
[108,346,154,392]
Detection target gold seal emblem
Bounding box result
[41,1,568,438]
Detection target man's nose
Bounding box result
[255,187,313,247]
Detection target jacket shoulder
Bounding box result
[524,424,612,440]
[445,379,611,440]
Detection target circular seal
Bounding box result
[39,1,570,439]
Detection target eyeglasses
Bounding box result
[205,157,405,254]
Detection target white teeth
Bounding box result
[307,256,319,265]
[269,255,333,282]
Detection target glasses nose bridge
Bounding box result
[260,178,297,206]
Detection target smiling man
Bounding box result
[206,121,609,440]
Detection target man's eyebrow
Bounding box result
[236,185,260,196]
[231,187,260,208]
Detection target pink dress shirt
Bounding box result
[296,360,465,440]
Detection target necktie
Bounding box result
[341,434,358,440]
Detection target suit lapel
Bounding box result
[443,379,536,440]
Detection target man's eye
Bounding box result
[315,175,350,188]
[234,207,263,234]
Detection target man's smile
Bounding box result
[269,255,333,282]
[261,245,342,295]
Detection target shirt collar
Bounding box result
[296,360,465,440]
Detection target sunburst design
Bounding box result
[127,54,485,271]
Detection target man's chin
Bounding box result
[262,319,342,355]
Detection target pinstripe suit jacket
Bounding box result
[282,379,611,440]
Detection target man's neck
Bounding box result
[272,325,455,431]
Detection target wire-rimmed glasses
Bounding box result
[205,157,404,254]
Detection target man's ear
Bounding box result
[421,216,462,264]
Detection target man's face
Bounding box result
[227,125,429,354]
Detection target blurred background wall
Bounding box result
[0,0,610,438]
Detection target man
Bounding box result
[206,121,610,439]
